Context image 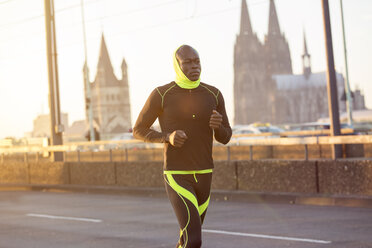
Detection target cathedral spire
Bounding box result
[302,31,311,77]
[240,0,253,35]
[97,34,113,72]
[268,0,281,36]
[303,31,309,55]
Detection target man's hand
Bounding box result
[166,130,188,147]
[209,110,223,130]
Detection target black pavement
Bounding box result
[0,190,371,248]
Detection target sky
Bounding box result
[0,0,371,139]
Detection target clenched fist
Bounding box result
[209,110,223,130]
[166,130,188,147]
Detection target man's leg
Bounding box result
[194,173,212,225]
[164,174,203,248]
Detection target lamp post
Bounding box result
[44,0,63,161]
[321,0,342,159]
[340,0,353,127]
[81,0,95,141]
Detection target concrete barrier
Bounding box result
[365,144,372,158]
[211,161,237,190]
[68,162,116,186]
[0,161,28,184]
[116,161,163,187]
[2,159,372,197]
[237,160,317,193]
[29,162,69,185]
[318,160,372,195]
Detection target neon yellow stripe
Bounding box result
[178,194,189,248]
[199,196,210,216]
[165,174,190,248]
[200,84,219,105]
[156,84,176,109]
[166,174,199,211]
[164,169,213,175]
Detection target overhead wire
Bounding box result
[0,0,268,60]
[0,0,104,29]
[0,0,15,5]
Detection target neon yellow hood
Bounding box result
[173,46,200,89]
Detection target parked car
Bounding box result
[248,122,284,133]
[283,122,356,137]
[230,123,284,145]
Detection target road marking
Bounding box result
[203,229,331,244]
[26,213,102,223]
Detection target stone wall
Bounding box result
[237,160,317,193]
[2,159,372,196]
[318,160,372,195]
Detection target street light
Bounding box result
[321,0,342,159]
[81,0,95,141]
[44,0,63,161]
[340,0,353,127]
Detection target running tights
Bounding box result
[164,172,212,248]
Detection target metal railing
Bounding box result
[1,130,371,162]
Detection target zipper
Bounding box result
[189,89,196,120]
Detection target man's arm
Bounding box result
[212,91,232,144]
[133,89,168,143]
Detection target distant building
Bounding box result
[83,34,132,140]
[64,120,91,142]
[273,71,346,124]
[233,0,366,125]
[32,113,69,138]
[352,88,366,110]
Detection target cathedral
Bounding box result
[234,0,365,125]
[83,34,132,139]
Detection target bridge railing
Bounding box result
[1,131,371,162]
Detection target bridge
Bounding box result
[1,132,372,247]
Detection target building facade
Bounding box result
[83,35,132,139]
[233,0,364,125]
[32,113,69,138]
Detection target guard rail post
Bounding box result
[77,150,80,162]
[227,146,231,162]
[249,145,253,161]
[24,152,28,164]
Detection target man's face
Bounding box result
[176,46,201,81]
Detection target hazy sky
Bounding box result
[0,0,371,139]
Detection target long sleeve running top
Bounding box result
[133,82,232,170]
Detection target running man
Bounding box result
[133,45,232,248]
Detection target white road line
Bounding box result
[203,229,332,244]
[26,213,102,223]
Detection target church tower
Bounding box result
[264,0,292,75]
[234,0,269,125]
[302,31,312,78]
[83,34,132,139]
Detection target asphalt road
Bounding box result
[0,190,371,248]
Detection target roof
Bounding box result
[93,34,121,87]
[64,120,87,136]
[273,72,344,91]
